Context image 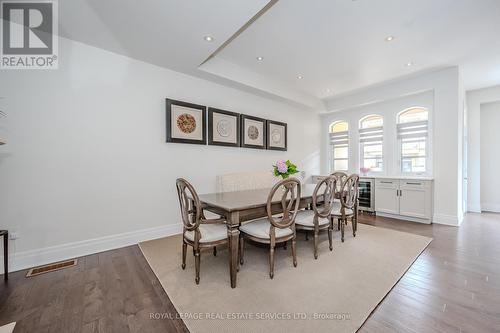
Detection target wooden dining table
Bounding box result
[198,184,318,288]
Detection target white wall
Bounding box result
[466,85,500,212]
[322,67,464,226]
[0,38,321,272]
[480,102,500,212]
[321,91,433,177]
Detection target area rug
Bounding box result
[0,322,16,333]
[139,224,431,333]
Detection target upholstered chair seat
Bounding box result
[295,210,330,227]
[331,202,354,216]
[184,224,228,243]
[294,175,337,258]
[239,219,293,239]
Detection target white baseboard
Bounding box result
[432,213,461,226]
[467,202,482,213]
[2,224,183,273]
[481,202,500,213]
[376,212,431,224]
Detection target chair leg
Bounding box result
[313,229,319,259]
[239,236,244,265]
[194,249,201,284]
[338,218,341,231]
[341,218,345,242]
[213,246,217,256]
[291,237,297,267]
[352,217,356,237]
[328,226,333,251]
[182,241,187,270]
[269,245,275,279]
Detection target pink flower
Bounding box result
[276,160,288,173]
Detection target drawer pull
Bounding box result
[380,181,393,184]
[406,182,422,185]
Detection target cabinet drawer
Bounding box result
[400,180,431,189]
[375,179,399,188]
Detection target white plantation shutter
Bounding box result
[359,126,383,143]
[329,131,348,146]
[397,120,428,140]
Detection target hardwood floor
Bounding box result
[1,213,500,332]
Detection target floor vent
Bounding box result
[26,259,78,277]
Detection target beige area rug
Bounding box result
[0,322,16,333]
[140,224,431,333]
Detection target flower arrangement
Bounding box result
[360,167,371,176]
[273,160,299,179]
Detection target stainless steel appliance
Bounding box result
[358,177,375,213]
[311,175,375,213]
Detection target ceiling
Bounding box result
[59,0,500,110]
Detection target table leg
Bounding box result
[227,211,240,288]
[3,232,7,281]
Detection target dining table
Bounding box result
[198,184,319,288]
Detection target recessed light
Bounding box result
[297,75,303,79]
[326,88,331,93]
[385,36,395,42]
[204,36,214,42]
[406,61,414,67]
[256,56,264,61]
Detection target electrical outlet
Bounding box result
[9,232,19,240]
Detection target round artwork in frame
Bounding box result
[176,113,197,134]
[271,128,282,144]
[216,119,232,138]
[247,125,260,140]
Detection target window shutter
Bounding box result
[359,126,383,143]
[329,131,348,145]
[397,120,428,140]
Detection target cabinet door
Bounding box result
[374,179,399,215]
[399,180,432,219]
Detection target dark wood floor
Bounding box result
[1,213,500,333]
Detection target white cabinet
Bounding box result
[374,179,399,215]
[375,178,433,223]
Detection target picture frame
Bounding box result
[240,114,266,149]
[208,108,240,147]
[266,120,287,151]
[166,98,207,145]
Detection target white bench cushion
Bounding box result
[184,224,227,243]
[331,202,354,216]
[295,210,330,227]
[240,218,293,239]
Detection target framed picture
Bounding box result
[266,120,287,151]
[166,98,206,145]
[208,108,240,147]
[240,115,266,149]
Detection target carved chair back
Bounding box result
[176,178,202,233]
[266,178,302,229]
[331,171,348,194]
[340,174,360,210]
[312,175,337,218]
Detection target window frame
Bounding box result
[329,121,349,172]
[359,114,384,174]
[397,107,431,176]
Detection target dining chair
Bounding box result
[238,178,301,279]
[331,174,360,242]
[330,171,348,230]
[176,178,228,284]
[295,175,336,259]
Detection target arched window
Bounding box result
[397,108,428,174]
[329,121,349,171]
[359,115,383,172]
